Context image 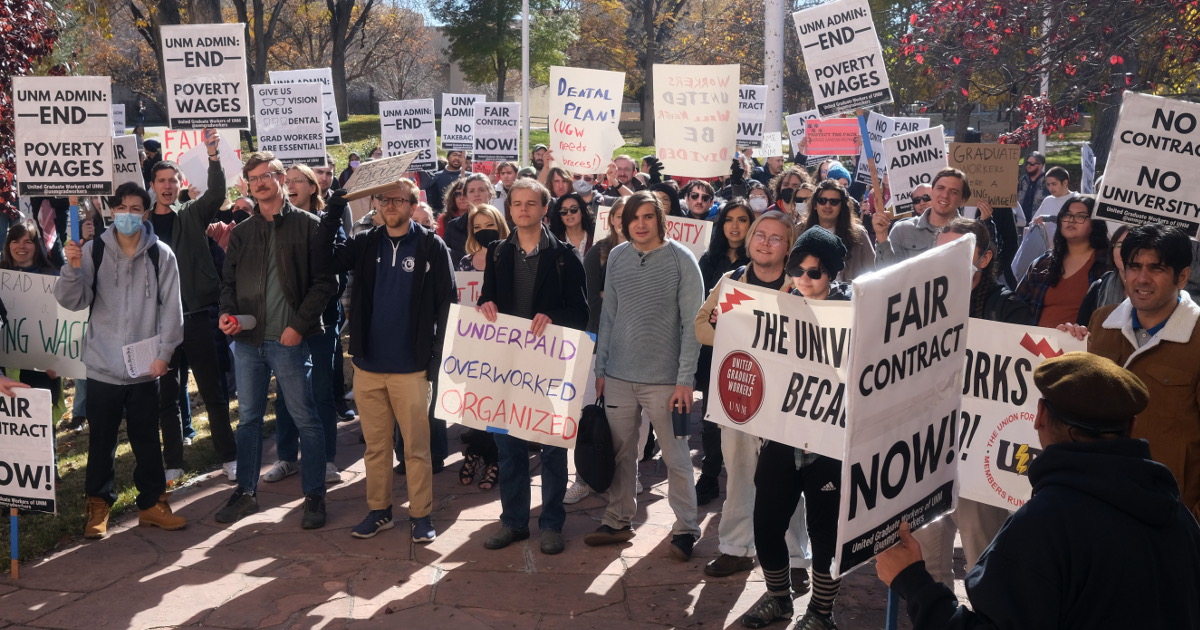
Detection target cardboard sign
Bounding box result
[653,64,740,178]
[441,93,485,151]
[805,118,861,156]
[786,110,824,165]
[473,101,521,162]
[594,207,713,260]
[455,270,484,306]
[1096,92,1200,236]
[760,131,785,158]
[0,388,56,513]
[549,66,626,174]
[269,68,342,145]
[112,103,126,136]
[1081,142,1096,195]
[112,134,143,189]
[738,84,767,148]
[435,305,595,448]
[343,150,421,201]
[792,0,892,116]
[708,281,852,458]
[854,113,929,184]
[947,143,1021,207]
[834,237,973,577]
[0,270,88,379]
[883,126,948,215]
[13,76,114,196]
[160,23,251,129]
[252,83,325,166]
[380,98,437,170]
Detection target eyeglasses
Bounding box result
[813,196,841,206]
[913,194,932,203]
[559,206,581,215]
[689,193,713,203]
[284,178,311,186]
[1060,212,1090,224]
[787,267,825,280]
[260,97,287,107]
[751,231,786,247]
[1026,161,1042,167]
[246,172,282,184]
[374,195,414,207]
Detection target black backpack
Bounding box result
[574,397,615,492]
[89,238,161,314]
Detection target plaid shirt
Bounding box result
[1014,250,1111,323]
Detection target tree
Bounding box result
[326,0,379,120]
[359,4,444,100]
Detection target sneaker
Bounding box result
[705,553,755,577]
[740,593,794,629]
[432,459,445,474]
[695,474,720,506]
[336,406,357,421]
[344,390,355,401]
[669,533,697,561]
[60,416,87,434]
[791,567,811,594]
[325,462,341,484]
[182,436,193,446]
[563,479,591,505]
[261,460,299,483]
[139,494,187,530]
[84,496,110,539]
[484,526,530,549]
[165,468,184,485]
[540,530,565,555]
[215,489,258,524]
[411,516,436,543]
[583,524,635,546]
[794,611,837,630]
[351,507,394,539]
[222,461,237,482]
[301,493,326,529]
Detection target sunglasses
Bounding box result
[787,267,825,280]
[559,206,580,215]
[813,196,841,206]
[688,193,713,203]
[913,194,932,203]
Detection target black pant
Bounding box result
[696,346,723,478]
[991,208,1019,288]
[753,440,842,576]
[159,309,237,465]
[86,379,164,509]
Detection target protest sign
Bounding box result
[0,270,88,379]
[708,281,852,458]
[854,113,929,184]
[958,320,1083,511]
[455,271,484,307]
[0,388,56,514]
[112,134,143,189]
[252,83,325,167]
[1081,142,1096,195]
[13,76,114,196]
[473,102,521,162]
[342,150,421,201]
[786,110,824,165]
[760,132,785,158]
[549,66,626,174]
[738,84,767,148]
[834,237,973,577]
[947,143,1021,207]
[653,64,740,178]
[435,304,595,448]
[1095,92,1200,236]
[883,125,947,215]
[175,134,245,193]
[792,0,892,116]
[112,103,126,136]
[805,118,861,156]
[594,208,713,260]
[380,99,437,170]
[160,23,251,129]
[269,68,342,145]
[441,93,485,151]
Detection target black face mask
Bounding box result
[474,228,500,246]
[779,188,795,203]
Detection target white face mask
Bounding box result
[749,197,769,213]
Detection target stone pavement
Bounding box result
[0,421,952,629]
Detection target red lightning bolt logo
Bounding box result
[1019,334,1064,359]
[720,288,754,313]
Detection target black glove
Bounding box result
[730,158,745,185]
[323,189,349,230]
[645,156,664,184]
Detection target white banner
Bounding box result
[380,99,437,170]
[1081,142,1096,195]
[441,93,485,151]
[708,281,852,458]
[435,305,594,448]
[792,0,892,117]
[854,113,929,184]
[455,270,484,307]
[834,237,973,577]
[112,103,126,136]
[594,207,713,260]
[112,134,143,189]
[0,388,56,514]
[473,102,521,162]
[654,64,739,178]
[13,76,114,196]
[160,23,251,129]
[253,83,325,167]
[269,68,342,145]
[0,270,88,379]
[158,128,243,189]
[786,110,824,165]
[738,84,767,148]
[549,66,626,174]
[882,125,948,215]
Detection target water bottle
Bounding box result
[230,314,257,330]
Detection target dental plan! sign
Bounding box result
[549,66,626,174]
[441,93,485,151]
[654,64,740,178]
[473,102,521,162]
[269,68,342,145]
[0,270,88,379]
[793,0,892,116]
[160,23,251,129]
[0,388,55,514]
[380,99,437,170]
[13,76,113,196]
[252,83,325,166]
[435,305,595,448]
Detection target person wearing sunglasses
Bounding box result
[548,192,595,259]
[682,180,717,221]
[1016,151,1049,224]
[798,180,876,281]
[874,167,983,267]
[1015,194,1110,327]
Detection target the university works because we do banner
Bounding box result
[13,76,114,196]
[549,67,626,174]
[793,0,892,116]
[0,388,56,514]
[270,68,342,145]
[160,23,251,129]
[0,270,88,379]
[252,83,325,166]
[653,64,739,178]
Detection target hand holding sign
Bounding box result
[874,522,923,587]
[203,127,220,155]
[64,240,83,269]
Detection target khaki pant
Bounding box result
[355,367,433,517]
[912,498,1011,585]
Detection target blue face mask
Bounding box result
[112,212,142,236]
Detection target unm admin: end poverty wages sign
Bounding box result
[14,76,113,196]
[793,0,892,117]
[160,23,251,129]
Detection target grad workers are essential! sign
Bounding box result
[13,76,114,196]
[653,64,740,179]
[252,83,325,166]
[0,388,56,514]
[549,66,626,174]
[436,305,595,448]
[160,23,251,129]
[474,102,521,162]
[380,99,438,171]
[793,0,892,117]
[269,68,342,145]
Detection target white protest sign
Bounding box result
[1081,142,1096,195]
[342,150,421,201]
[738,84,767,148]
[882,125,947,215]
[455,271,485,307]
[269,68,342,145]
[253,83,325,167]
[441,93,485,151]
[593,208,712,260]
[654,64,740,178]
[435,304,595,448]
[176,134,245,193]
[112,134,143,189]
[473,102,521,162]
[0,270,88,379]
[708,281,852,458]
[786,110,824,165]
[834,237,973,577]
[160,23,251,129]
[793,0,892,117]
[760,132,785,158]
[112,103,126,136]
[0,388,56,514]
[380,99,437,170]
[855,113,929,184]
[549,66,626,174]
[958,320,1084,511]
[13,76,114,196]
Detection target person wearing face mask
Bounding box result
[338,152,361,188]
[458,205,509,272]
[768,167,811,222]
[746,181,771,215]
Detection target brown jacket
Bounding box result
[1089,292,1200,520]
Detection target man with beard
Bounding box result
[430,150,465,213]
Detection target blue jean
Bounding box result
[495,433,567,533]
[274,328,337,462]
[233,340,325,496]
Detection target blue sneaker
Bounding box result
[350,507,394,539]
[411,516,437,543]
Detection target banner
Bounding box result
[958,320,1084,511]
[441,93,485,151]
[112,103,126,136]
[947,143,1021,207]
[1081,142,1096,195]
[435,305,595,448]
[0,388,56,514]
[342,150,421,201]
[594,208,713,260]
[252,83,325,167]
[160,23,251,129]
[455,271,484,307]
[805,118,861,156]
[473,101,521,162]
[380,99,437,170]
[883,126,947,215]
[13,76,114,196]
[112,134,143,189]
[653,63,740,178]
[708,281,852,458]
[854,113,929,184]
[0,270,88,379]
[738,84,767,148]
[1096,92,1200,236]
[269,68,342,145]
[549,66,626,174]
[786,110,824,165]
[834,237,973,577]
[792,0,892,116]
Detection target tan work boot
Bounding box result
[138,493,187,531]
[84,497,110,539]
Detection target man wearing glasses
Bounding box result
[1016,151,1049,224]
[682,181,717,221]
